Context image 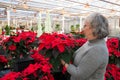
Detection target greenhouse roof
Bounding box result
[0,0,120,20]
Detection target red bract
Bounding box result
[1,50,54,80]
[12,36,21,43]
[22,63,40,77]
[23,78,29,80]
[0,35,4,45]
[107,38,119,49]
[31,50,52,74]
[117,68,120,80]
[2,31,37,59]
[62,66,67,74]
[30,50,50,63]
[8,45,16,51]
[38,33,87,72]
[47,73,54,80]
[104,71,111,79]
[104,37,120,80]
[41,64,52,73]
[31,50,45,61]
[39,33,75,53]
[105,64,120,80]
[0,72,21,80]
[107,47,115,56]
[40,76,48,80]
[75,38,87,47]
[0,55,8,63]
[40,74,54,80]
[20,32,36,40]
[114,50,120,57]
[3,36,10,43]
[107,38,120,57]
[22,50,53,80]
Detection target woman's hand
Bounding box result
[61,59,66,66]
[60,59,69,68]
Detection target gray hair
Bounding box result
[85,13,109,39]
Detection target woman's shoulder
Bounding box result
[88,44,109,58]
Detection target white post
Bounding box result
[30,20,32,27]
[62,15,65,33]
[79,16,83,32]
[0,24,2,34]
[37,11,42,37]
[2,21,4,27]
[7,10,10,26]
[45,11,52,33]
[13,19,15,27]
[30,20,32,30]
[27,20,29,29]
[15,19,17,28]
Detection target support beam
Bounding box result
[62,15,65,33]
[7,9,10,26]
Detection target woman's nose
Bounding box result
[80,30,84,34]
[80,28,84,33]
[81,27,84,32]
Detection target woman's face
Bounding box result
[82,21,96,40]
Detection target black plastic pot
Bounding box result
[12,56,34,72]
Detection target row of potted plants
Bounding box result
[0,31,120,80]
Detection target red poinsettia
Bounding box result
[0,55,8,70]
[107,38,120,57]
[0,72,21,80]
[0,35,4,45]
[75,38,87,47]
[22,50,54,80]
[0,55,8,63]
[30,50,52,74]
[62,66,67,74]
[38,33,87,72]
[107,38,119,49]
[1,50,54,80]
[31,50,49,62]
[8,45,16,51]
[38,33,75,53]
[105,64,120,80]
[38,33,76,71]
[2,31,37,59]
[22,63,40,77]
[105,37,120,80]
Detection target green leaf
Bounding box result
[5,25,10,35]
[50,57,61,72]
[59,52,73,63]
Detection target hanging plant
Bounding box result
[70,25,75,32]
[5,25,10,35]
[75,24,80,32]
[55,24,60,31]
[41,23,45,33]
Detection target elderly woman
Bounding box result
[61,13,109,80]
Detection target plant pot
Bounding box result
[12,56,34,72]
[0,69,11,78]
[0,63,5,71]
[52,71,70,80]
[116,57,120,68]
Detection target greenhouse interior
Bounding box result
[0,0,120,80]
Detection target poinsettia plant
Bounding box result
[0,50,54,80]
[105,64,120,80]
[1,31,119,80]
[71,31,85,39]
[0,35,4,45]
[105,37,120,80]
[2,31,38,60]
[38,33,86,71]
[0,55,8,70]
